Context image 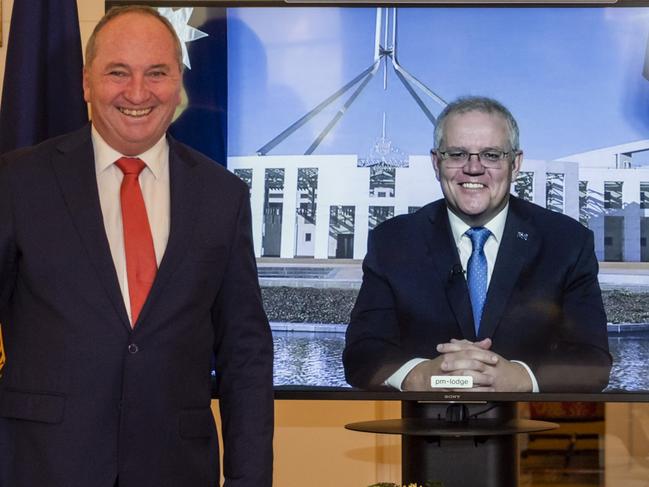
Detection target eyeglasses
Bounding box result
[432,148,517,168]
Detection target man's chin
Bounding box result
[114,128,165,152]
[450,204,491,225]
[109,135,159,156]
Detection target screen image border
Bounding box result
[105,0,649,402]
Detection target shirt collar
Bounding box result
[447,202,509,247]
[91,126,168,179]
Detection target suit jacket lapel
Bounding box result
[51,126,131,329]
[135,136,201,325]
[479,197,540,338]
[423,202,476,340]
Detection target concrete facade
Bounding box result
[228,154,580,260]
[231,140,649,262]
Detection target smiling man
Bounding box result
[0,6,273,487]
[343,96,612,393]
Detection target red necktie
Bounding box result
[115,157,157,326]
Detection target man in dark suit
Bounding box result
[343,96,611,393]
[0,6,273,487]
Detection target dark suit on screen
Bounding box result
[343,196,612,393]
[0,126,273,487]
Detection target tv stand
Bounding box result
[345,401,558,487]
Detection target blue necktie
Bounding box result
[466,227,491,334]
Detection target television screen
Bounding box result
[107,0,649,401]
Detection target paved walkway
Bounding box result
[259,260,649,291]
[599,262,649,291]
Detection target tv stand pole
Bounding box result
[346,401,558,487]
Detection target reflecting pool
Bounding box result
[273,329,649,392]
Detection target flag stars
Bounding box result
[157,8,208,69]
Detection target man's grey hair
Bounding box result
[433,96,520,151]
[85,5,183,72]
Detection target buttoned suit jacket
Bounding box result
[0,126,273,487]
[343,197,611,393]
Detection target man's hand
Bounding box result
[402,339,496,391]
[479,353,533,392]
[402,338,533,392]
[437,338,532,392]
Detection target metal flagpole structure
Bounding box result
[256,8,448,156]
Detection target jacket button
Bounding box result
[128,343,139,354]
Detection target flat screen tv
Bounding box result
[106,0,649,402]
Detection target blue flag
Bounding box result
[169,8,227,167]
[0,0,88,371]
[0,0,88,154]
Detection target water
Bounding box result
[273,330,649,392]
[607,334,649,392]
[273,330,348,387]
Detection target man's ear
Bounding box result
[511,150,523,180]
[82,68,90,103]
[431,150,441,182]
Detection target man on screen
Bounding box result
[343,96,611,393]
[0,6,273,487]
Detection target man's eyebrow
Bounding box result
[101,63,172,71]
[147,64,172,71]
[104,62,129,71]
[446,146,506,150]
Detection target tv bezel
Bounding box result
[107,0,646,7]
[105,0,649,402]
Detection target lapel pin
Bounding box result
[517,231,528,241]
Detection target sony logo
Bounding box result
[444,394,461,399]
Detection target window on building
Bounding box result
[233,168,253,190]
[369,165,395,197]
[641,182,649,209]
[264,168,285,196]
[261,169,285,257]
[641,218,649,262]
[514,171,534,202]
[604,181,623,209]
[368,206,394,230]
[328,206,355,259]
[296,168,318,225]
[604,216,624,261]
[579,181,589,226]
[546,173,564,213]
[294,168,318,258]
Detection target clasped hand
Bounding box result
[401,338,532,392]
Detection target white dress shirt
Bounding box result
[92,127,170,324]
[385,203,539,392]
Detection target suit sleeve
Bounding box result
[532,229,612,392]
[343,229,415,389]
[211,188,274,487]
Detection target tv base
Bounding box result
[345,401,558,487]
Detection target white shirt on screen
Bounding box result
[385,202,539,392]
[92,127,170,324]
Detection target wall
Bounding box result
[212,399,402,486]
[0,0,11,97]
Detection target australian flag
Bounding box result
[0,0,88,370]
[0,0,88,154]
[168,7,228,167]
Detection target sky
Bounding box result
[223,6,649,162]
